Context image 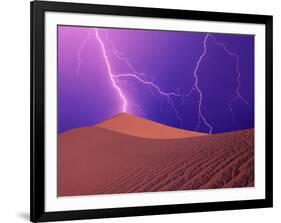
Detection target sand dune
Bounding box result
[58,114,254,197]
[96,113,206,139]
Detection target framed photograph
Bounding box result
[30,0,273,222]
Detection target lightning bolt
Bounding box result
[76,29,93,77]
[95,29,128,112]
[104,31,159,101]
[192,34,213,134]
[95,28,191,127]
[113,73,187,126]
[191,34,251,133]
[208,34,251,124]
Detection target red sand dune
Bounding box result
[58,114,254,197]
[96,113,206,139]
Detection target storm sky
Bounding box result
[58,26,254,134]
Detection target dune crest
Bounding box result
[96,113,206,139]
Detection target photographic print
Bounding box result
[58,26,255,197]
[31,1,273,221]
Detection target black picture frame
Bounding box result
[30,1,273,222]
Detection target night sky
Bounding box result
[58,26,254,134]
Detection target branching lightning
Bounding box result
[190,34,251,133]
[192,34,213,134]
[96,28,191,127]
[209,34,251,123]
[113,73,188,126]
[104,31,149,80]
[76,29,93,77]
[75,28,251,134]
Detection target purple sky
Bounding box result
[58,25,254,134]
